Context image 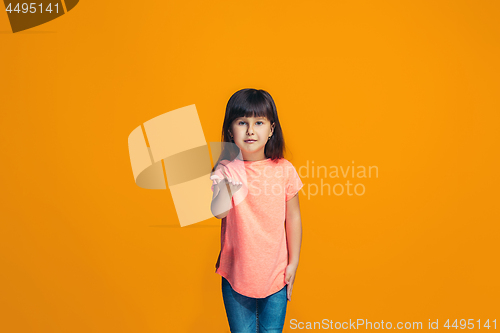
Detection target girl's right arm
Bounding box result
[210,172,242,219]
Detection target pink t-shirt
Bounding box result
[210,157,304,298]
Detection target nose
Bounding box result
[247,124,254,135]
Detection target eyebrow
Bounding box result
[236,117,266,120]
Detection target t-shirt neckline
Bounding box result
[243,158,271,163]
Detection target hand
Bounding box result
[212,168,242,198]
[285,263,298,301]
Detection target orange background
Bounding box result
[1,1,499,332]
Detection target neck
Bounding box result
[242,152,267,162]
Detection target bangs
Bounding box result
[233,92,274,121]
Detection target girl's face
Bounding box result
[229,116,275,160]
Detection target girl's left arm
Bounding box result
[285,193,302,267]
[284,193,302,301]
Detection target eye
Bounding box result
[237,120,264,125]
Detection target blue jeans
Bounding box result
[221,276,288,332]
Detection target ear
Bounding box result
[270,123,275,135]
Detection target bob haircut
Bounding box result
[212,88,285,172]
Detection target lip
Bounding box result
[244,139,257,143]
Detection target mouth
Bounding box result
[244,139,257,143]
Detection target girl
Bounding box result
[210,88,304,332]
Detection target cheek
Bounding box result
[233,127,244,136]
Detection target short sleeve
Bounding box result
[285,162,303,201]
